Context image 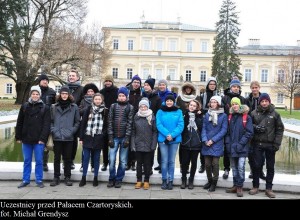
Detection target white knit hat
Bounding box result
[210,95,222,106]
[29,85,41,96]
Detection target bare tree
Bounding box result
[272,51,300,115]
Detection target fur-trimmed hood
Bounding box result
[181,82,196,95]
[83,83,99,95]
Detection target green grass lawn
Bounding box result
[276,109,300,120]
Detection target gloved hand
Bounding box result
[123,137,130,148]
[108,137,114,148]
[273,145,280,152]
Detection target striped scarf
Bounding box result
[85,103,104,137]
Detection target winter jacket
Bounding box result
[250,104,284,149]
[79,105,108,149]
[108,101,134,139]
[245,92,261,113]
[142,90,161,115]
[51,103,80,141]
[67,83,84,106]
[16,101,51,144]
[126,84,142,114]
[156,107,184,144]
[131,113,157,152]
[222,88,246,115]
[40,86,56,106]
[200,77,218,114]
[201,112,228,157]
[176,82,201,112]
[225,105,254,157]
[79,95,93,116]
[100,85,119,110]
[181,110,203,151]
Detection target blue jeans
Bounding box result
[159,142,179,181]
[230,157,246,187]
[82,148,101,177]
[22,143,44,183]
[108,137,128,182]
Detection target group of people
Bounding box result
[15,71,284,198]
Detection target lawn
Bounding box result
[0,99,20,111]
[276,109,300,120]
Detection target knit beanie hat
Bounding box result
[145,78,156,90]
[118,87,129,97]
[165,94,175,103]
[38,74,49,83]
[60,85,70,94]
[139,99,149,108]
[258,93,271,104]
[104,75,114,83]
[210,95,222,106]
[230,79,241,88]
[231,97,241,106]
[131,75,142,84]
[29,85,41,96]
[158,79,168,87]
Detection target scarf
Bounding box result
[58,99,71,110]
[28,97,42,105]
[207,108,224,126]
[187,112,198,131]
[67,81,81,94]
[180,93,196,102]
[160,105,178,112]
[137,109,153,125]
[85,103,104,137]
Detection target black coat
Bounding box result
[79,105,108,149]
[15,102,51,144]
[40,86,56,106]
[100,86,118,110]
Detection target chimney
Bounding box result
[297,40,300,47]
[248,39,260,46]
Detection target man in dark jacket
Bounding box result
[99,74,118,171]
[38,74,56,172]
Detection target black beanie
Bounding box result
[145,78,155,90]
[165,94,175,103]
[60,85,70,94]
[38,74,49,83]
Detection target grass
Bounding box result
[0,99,20,111]
[276,109,300,120]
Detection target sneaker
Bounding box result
[198,166,205,173]
[223,170,229,179]
[265,189,276,198]
[115,181,122,188]
[79,166,83,172]
[36,182,45,188]
[18,182,30,188]
[43,164,49,172]
[101,164,108,171]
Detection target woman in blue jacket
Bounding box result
[156,94,184,190]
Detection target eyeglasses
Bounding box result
[132,81,140,84]
[209,84,216,86]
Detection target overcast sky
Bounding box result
[85,0,300,46]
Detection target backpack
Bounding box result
[228,113,248,128]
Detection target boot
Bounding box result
[203,179,212,189]
[226,186,237,193]
[161,180,168,190]
[65,177,73,186]
[93,176,98,187]
[50,177,60,187]
[265,189,276,198]
[79,176,86,187]
[237,187,243,197]
[168,181,173,190]
[188,178,194,190]
[180,177,187,189]
[209,180,217,192]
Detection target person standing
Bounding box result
[131,99,157,190]
[156,94,184,190]
[100,75,119,171]
[201,96,227,192]
[225,98,254,197]
[79,93,108,187]
[249,93,284,198]
[37,74,56,172]
[16,86,51,188]
[66,69,83,170]
[107,87,134,188]
[49,86,80,187]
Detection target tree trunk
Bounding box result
[15,81,32,104]
[290,96,293,115]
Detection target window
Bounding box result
[142,68,150,80]
[261,69,268,82]
[277,69,285,83]
[295,70,300,83]
[143,39,151,50]
[200,70,206,82]
[156,69,163,80]
[156,39,164,51]
[186,40,193,52]
[113,39,119,50]
[186,70,191,81]
[244,69,252,82]
[169,39,177,51]
[277,93,284,104]
[6,83,12,94]
[127,68,133,79]
[244,92,251,98]
[168,69,176,80]
[201,41,208,52]
[128,40,133,50]
[112,68,118,78]
[55,85,61,93]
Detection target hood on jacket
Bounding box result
[181,82,196,95]
[205,77,217,91]
[83,83,99,95]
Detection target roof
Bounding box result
[237,45,300,56]
[105,22,215,32]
